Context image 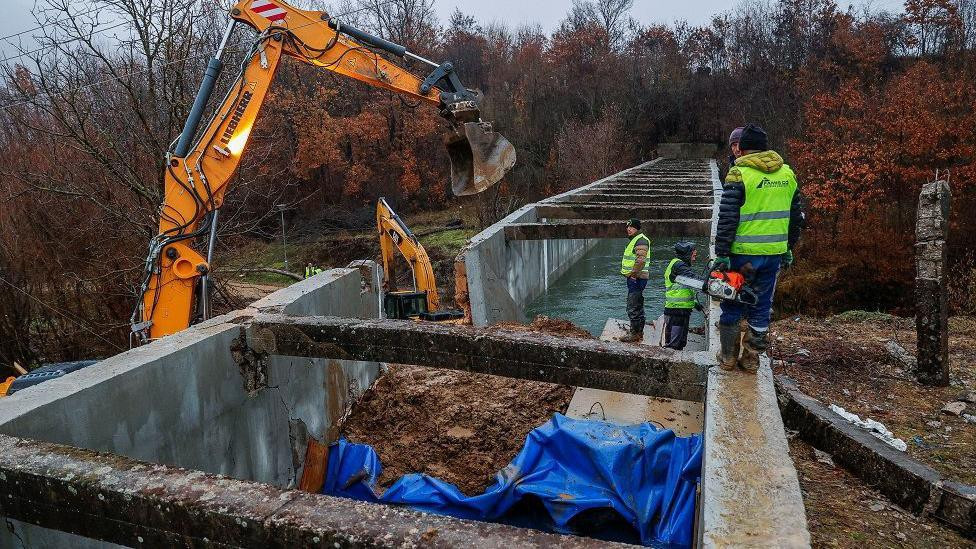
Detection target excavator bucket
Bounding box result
[446,122,516,196]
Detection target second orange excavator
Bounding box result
[377,198,464,322]
[131,0,515,343]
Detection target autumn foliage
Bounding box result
[2,0,976,368]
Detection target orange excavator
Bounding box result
[377,198,463,321]
[131,0,515,343]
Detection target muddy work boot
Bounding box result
[716,323,740,371]
[619,331,643,343]
[739,328,768,373]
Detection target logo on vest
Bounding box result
[757,177,789,189]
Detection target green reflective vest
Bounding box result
[732,164,798,255]
[304,266,323,279]
[664,258,696,309]
[620,234,651,276]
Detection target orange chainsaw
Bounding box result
[673,269,759,305]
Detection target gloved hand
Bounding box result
[712,256,731,271]
[782,250,794,268]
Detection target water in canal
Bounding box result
[524,237,710,336]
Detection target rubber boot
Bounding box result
[739,329,767,374]
[620,331,643,343]
[716,323,740,371]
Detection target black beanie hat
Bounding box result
[739,124,768,151]
[627,218,641,230]
[674,241,696,260]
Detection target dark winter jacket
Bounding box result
[715,150,806,257]
[665,257,698,317]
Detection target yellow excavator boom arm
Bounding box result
[134,0,514,341]
[377,198,440,312]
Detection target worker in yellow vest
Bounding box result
[304,263,324,279]
[714,124,805,372]
[663,241,702,350]
[619,218,651,343]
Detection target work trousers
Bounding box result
[663,310,691,350]
[626,277,648,334]
[719,254,782,332]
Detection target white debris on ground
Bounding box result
[829,404,908,452]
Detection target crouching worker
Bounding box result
[663,241,703,350]
[714,124,805,372]
[620,218,651,343]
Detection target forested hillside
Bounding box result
[1,0,975,368]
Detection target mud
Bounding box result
[339,364,574,495]
[493,315,595,339]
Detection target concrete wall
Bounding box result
[461,205,598,325]
[0,265,383,490]
[461,163,663,326]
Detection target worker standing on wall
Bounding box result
[714,124,805,372]
[663,241,702,350]
[620,219,651,343]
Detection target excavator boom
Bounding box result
[133,0,514,341]
[377,198,464,322]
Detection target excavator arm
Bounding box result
[377,197,440,312]
[132,0,515,342]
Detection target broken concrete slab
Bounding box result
[246,313,708,402]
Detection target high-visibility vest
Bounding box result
[305,266,322,278]
[732,164,798,255]
[620,234,651,275]
[664,258,696,309]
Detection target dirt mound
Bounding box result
[493,315,594,339]
[339,364,574,495]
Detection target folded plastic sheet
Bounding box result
[323,413,702,546]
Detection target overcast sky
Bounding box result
[2,0,907,61]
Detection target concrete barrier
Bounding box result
[0,265,385,546]
[458,161,663,326]
[458,204,599,325]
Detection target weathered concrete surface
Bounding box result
[776,376,976,539]
[698,157,810,548]
[566,388,704,436]
[565,320,705,436]
[252,262,382,319]
[535,204,714,220]
[915,180,951,385]
[246,313,708,402]
[0,267,383,492]
[657,142,719,159]
[457,204,599,326]
[504,219,711,240]
[559,193,713,204]
[700,361,811,547]
[0,435,623,548]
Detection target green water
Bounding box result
[524,237,710,336]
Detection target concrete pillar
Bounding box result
[915,180,951,386]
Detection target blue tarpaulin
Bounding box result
[323,414,703,546]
